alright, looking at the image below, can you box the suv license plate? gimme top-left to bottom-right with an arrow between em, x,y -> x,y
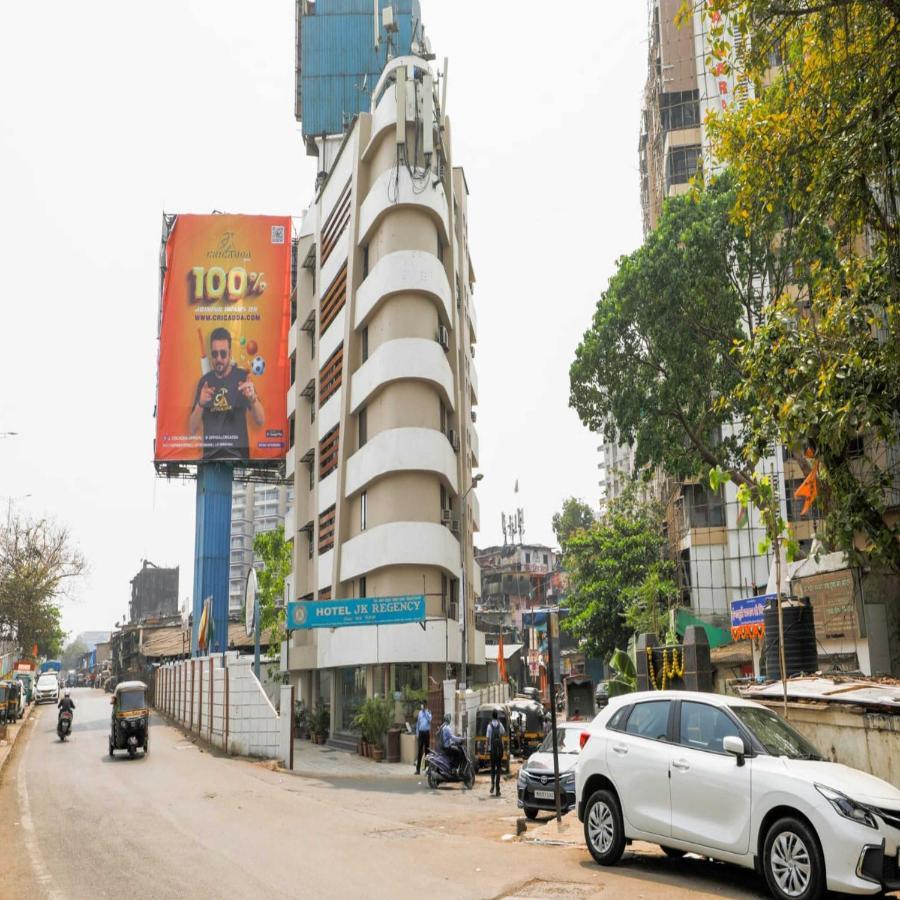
534,789 -> 556,800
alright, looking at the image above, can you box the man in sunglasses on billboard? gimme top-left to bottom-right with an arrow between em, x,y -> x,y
189,327 -> 264,460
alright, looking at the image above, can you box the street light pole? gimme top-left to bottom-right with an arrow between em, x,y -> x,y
458,473 -> 483,693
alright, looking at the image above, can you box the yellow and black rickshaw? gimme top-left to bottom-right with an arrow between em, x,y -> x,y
109,680 -> 149,758
0,682 -> 10,725
508,697 -> 545,757
474,703 -> 511,773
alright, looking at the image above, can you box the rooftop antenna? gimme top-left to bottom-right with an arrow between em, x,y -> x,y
518,508 -> 525,544
501,512 -> 508,545
373,0 -> 380,51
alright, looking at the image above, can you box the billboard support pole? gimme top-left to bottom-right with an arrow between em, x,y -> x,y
192,463 -> 233,656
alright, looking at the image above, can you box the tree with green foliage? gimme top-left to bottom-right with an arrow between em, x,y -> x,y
551,497 -> 596,548
570,172 -> 795,493
695,0 -> 900,570
0,515 -> 84,658
252,525 -> 292,653
561,488 -> 679,660
61,638 -> 89,671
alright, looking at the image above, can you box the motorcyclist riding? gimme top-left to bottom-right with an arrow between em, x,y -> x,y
58,689 -> 76,717
438,713 -> 465,773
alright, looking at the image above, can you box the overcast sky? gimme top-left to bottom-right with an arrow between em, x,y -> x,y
0,1 -> 646,639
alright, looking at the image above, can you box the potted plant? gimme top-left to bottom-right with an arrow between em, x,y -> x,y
309,703 -> 329,744
367,696 -> 394,763
351,703 -> 371,755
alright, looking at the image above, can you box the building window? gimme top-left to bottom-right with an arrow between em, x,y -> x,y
307,528 -> 314,560
393,663 -> 423,694
437,235 -> 444,264
543,554 -> 548,566
319,425 -> 339,480
319,344 -> 343,408
660,89 -> 700,132
785,477 -> 819,522
359,576 -> 367,598
362,245 -> 369,278
361,326 -> 368,363
682,483 -> 726,529
289,415 -> 295,450
318,506 -> 336,554
358,407 -> 367,448
525,552 -> 531,564
360,491 -> 367,531
439,401 -> 447,435
441,573 -> 448,614
666,145 -> 702,188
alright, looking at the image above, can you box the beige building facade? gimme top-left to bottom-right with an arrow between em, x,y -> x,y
283,55 -> 484,738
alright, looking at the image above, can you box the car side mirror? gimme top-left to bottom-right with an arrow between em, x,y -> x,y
723,734 -> 746,766
110,698 -> 115,705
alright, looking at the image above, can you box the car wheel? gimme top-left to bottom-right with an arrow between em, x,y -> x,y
524,807 -> 539,821
108,739 -> 114,757
660,846 -> 687,859
583,789 -> 625,866
763,816 -> 825,900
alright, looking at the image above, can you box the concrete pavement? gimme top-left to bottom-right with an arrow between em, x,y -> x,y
0,688 -> 769,899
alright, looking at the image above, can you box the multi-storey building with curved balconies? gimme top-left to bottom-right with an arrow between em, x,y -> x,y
284,53 -> 484,742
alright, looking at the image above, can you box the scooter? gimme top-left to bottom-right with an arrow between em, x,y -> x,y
425,737 -> 475,790
57,709 -> 73,742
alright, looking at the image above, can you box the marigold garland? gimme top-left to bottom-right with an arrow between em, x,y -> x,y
646,647 -> 685,691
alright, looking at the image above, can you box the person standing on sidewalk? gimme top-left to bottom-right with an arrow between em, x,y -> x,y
414,700 -> 432,775
486,708 -> 506,797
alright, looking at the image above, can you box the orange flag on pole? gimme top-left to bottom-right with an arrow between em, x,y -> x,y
497,631 -> 507,682
794,460 -> 819,516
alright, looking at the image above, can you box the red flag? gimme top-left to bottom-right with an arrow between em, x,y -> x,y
497,632 -> 507,682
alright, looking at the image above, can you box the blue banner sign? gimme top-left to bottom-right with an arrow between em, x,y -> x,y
287,595 -> 426,630
730,594 -> 773,629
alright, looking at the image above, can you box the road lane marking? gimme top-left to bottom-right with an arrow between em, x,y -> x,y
17,725 -> 65,900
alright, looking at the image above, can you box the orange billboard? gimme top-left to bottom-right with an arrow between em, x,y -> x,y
155,214 -> 292,465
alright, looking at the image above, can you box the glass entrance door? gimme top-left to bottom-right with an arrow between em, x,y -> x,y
338,666 -> 366,733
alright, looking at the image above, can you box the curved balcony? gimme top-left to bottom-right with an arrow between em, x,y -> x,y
344,426 -> 458,499
350,338 -> 455,414
339,520 -> 461,583
358,167 -> 449,248
355,250 -> 452,330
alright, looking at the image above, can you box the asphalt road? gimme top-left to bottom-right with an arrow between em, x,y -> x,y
0,689 -> 770,900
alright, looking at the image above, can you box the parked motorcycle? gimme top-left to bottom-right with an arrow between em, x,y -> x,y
425,737 -> 475,790
57,709 -> 73,742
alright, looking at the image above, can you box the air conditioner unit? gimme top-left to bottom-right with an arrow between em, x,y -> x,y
450,518 -> 460,534
449,429 -> 460,452
441,508 -> 452,525
470,409 -> 477,423
437,325 -> 450,351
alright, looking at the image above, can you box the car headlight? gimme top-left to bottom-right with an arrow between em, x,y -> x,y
562,771 -> 576,784
517,770 -> 527,786
815,784 -> 878,829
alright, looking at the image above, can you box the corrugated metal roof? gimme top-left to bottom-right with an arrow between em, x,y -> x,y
298,0 -> 421,138
139,624 -> 273,659
742,675 -> 900,710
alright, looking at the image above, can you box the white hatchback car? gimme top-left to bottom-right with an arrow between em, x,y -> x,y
34,673 -> 59,704
575,690 -> 900,899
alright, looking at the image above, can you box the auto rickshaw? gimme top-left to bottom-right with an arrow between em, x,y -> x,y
508,697 -> 545,757
5,680 -> 24,720
0,682 -> 9,725
473,703 -> 511,773
13,671 -> 34,704
109,680 -> 149,758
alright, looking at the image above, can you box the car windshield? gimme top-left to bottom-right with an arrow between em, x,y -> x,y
538,727 -> 581,754
37,676 -> 57,688
732,706 -> 824,760
118,690 -> 146,712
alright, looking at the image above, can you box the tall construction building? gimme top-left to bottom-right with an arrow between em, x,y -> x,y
619,2 -> 806,633
228,482 -> 294,615
284,1 -> 484,740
